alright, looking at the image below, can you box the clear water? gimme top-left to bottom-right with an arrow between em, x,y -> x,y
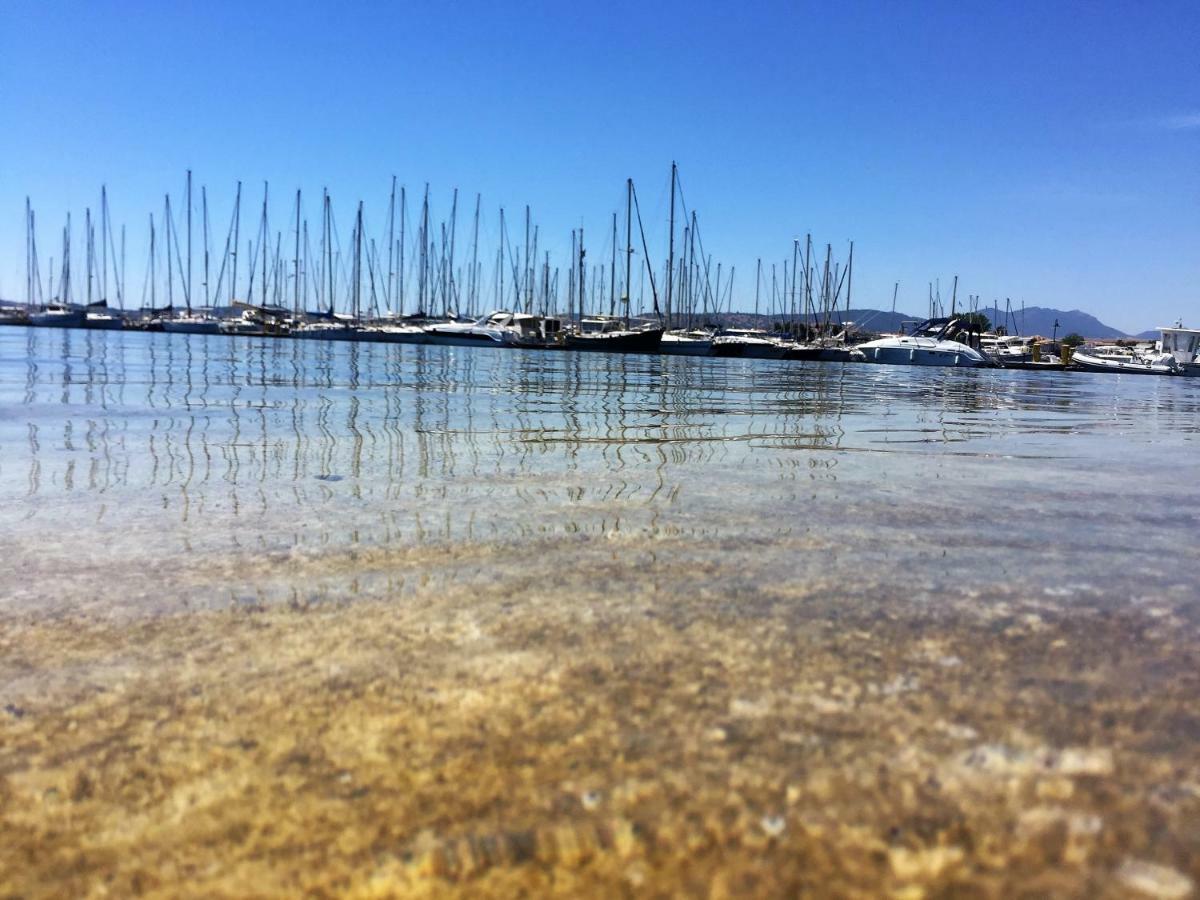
5,325 -> 1200,896
2,326 -> 1198,616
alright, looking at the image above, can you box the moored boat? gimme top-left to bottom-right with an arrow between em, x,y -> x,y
1156,322 -> 1200,376
660,330 -> 713,356
710,329 -> 788,359
851,318 -> 992,368
161,312 -> 223,335
424,310 -> 563,348
1069,347 -> 1180,375
29,306 -> 86,328
565,317 -> 663,353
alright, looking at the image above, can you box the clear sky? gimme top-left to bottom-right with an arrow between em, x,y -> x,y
1,0 -> 1197,332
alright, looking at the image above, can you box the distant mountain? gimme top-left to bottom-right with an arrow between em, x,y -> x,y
979,306 -> 1128,339
706,308 -> 917,334
705,306 -> 1132,338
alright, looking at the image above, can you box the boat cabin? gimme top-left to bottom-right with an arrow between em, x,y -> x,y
1158,323 -> 1200,365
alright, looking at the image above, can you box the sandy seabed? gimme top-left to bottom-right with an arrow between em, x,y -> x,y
2,534 -> 1198,899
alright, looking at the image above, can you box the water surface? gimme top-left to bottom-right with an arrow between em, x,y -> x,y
2,327 -> 1198,896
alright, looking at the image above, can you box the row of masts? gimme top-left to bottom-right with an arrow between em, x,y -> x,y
21,166 -> 860,334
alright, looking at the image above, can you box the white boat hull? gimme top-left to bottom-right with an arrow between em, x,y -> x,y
857,344 -> 988,368
1069,351 -> 1178,376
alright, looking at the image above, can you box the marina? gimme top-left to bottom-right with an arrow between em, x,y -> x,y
9,165 -> 1196,379
4,2 -> 1199,894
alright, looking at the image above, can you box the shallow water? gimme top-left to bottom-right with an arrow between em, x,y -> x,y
2,326 -> 1199,896
3,327 -> 1198,612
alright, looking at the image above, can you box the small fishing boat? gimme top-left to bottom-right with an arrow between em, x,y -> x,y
851,318 -> 992,368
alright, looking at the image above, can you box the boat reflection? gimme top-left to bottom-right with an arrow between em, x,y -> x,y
4,328 -> 1199,567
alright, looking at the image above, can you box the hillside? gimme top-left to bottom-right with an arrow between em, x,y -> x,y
700,306 -> 1133,338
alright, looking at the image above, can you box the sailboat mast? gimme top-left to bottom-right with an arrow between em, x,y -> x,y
326,192 -> 334,314
624,178 -> 633,329
386,176 -> 396,313
201,187 -> 209,307
399,186 -> 406,315
846,241 -> 854,322
355,201 -> 364,322
448,188 -> 459,313
469,193 -> 479,317
85,207 -> 93,306
419,185 -> 429,314
164,197 -> 174,309
609,211 -> 617,318
294,189 -> 302,316
578,224 -> 585,326
260,183 -> 269,309
754,258 -> 761,319
149,214 -> 156,309
231,182 -> 241,305
568,230 -> 576,322
100,187 -> 108,304
25,198 -> 32,308
530,224 -> 538,313
790,239 -> 800,324
186,170 -> 192,312
666,161 -> 676,326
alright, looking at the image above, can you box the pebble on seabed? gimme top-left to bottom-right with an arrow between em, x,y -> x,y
1116,858 -> 1195,899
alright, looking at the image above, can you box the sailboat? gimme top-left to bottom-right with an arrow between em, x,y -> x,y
30,215 -> 86,327
565,179 -> 663,353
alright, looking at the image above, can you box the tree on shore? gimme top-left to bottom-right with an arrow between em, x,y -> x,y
954,312 -> 991,331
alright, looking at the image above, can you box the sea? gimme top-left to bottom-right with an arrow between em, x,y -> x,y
2,325 -> 1199,895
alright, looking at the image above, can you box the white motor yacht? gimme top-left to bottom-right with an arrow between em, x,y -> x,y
851,318 -> 992,368
423,311 -> 563,348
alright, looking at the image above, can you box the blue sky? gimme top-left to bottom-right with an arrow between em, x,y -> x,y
1,0 -> 1197,332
